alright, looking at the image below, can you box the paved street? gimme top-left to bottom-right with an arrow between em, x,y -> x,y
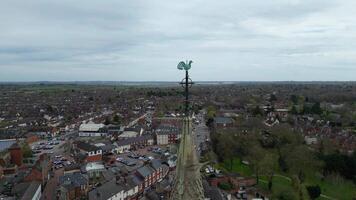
42,168 -> 64,200
192,113 -> 210,157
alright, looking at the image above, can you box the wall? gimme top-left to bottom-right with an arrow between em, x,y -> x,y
31,184 -> 42,200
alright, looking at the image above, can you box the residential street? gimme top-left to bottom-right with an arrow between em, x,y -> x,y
193,113 -> 210,158
42,168 -> 64,200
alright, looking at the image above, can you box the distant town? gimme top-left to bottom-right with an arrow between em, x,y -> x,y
0,82 -> 355,200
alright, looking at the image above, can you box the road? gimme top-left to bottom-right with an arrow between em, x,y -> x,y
31,140 -> 71,200
42,168 -> 64,200
192,113 -> 210,158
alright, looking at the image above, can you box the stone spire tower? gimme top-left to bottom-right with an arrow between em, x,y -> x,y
171,61 -> 204,200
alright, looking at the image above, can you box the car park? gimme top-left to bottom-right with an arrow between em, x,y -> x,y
33,150 -> 41,154
128,154 -> 140,159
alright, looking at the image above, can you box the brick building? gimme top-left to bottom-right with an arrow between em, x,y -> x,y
155,125 -> 180,145
74,141 -> 102,162
8,142 -> 23,167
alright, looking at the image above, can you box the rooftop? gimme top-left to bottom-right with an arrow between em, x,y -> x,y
75,141 -> 100,152
59,172 -> 88,189
79,123 -> 105,132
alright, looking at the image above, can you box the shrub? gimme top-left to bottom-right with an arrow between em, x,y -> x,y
218,182 -> 233,191
306,185 -> 321,199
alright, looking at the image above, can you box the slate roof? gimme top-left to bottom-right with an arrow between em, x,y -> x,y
137,166 -> 155,178
203,180 -> 224,200
155,125 -> 180,135
76,141 -> 100,152
59,172 -> 88,189
0,139 -> 17,151
88,179 -> 124,200
150,159 -> 162,170
123,127 -> 141,133
88,174 -> 140,200
214,117 -> 234,124
99,143 -> 116,152
130,174 -> 143,185
115,135 -> 153,147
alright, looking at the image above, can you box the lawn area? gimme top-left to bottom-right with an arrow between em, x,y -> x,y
307,176 -> 356,200
215,157 -> 253,176
216,157 -> 356,200
258,175 -> 298,199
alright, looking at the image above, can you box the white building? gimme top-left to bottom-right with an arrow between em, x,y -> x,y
118,127 -> 143,139
305,136 -> 318,145
79,123 -> 105,137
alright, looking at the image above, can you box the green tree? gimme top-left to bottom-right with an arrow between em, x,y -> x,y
311,102 -> 322,115
291,105 -> 298,115
306,185 -> 321,199
275,189 -> 297,200
290,95 -> 298,105
270,94 -> 277,102
260,153 -> 278,191
104,117 -> 111,125
22,143 -> 32,158
206,105 -> 217,119
246,144 -> 265,184
252,105 -> 263,116
217,134 -> 235,170
286,145 -> 322,200
113,114 -> 121,125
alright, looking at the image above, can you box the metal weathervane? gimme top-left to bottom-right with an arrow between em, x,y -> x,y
177,60 -> 194,115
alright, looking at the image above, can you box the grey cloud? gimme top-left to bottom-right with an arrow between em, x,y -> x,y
0,0 -> 356,81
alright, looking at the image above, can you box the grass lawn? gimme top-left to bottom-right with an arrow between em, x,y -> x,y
258,175 -> 298,199
307,176 -> 356,200
215,157 -> 253,176
217,157 -> 356,200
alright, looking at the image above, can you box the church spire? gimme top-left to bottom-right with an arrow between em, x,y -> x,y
171,61 -> 204,200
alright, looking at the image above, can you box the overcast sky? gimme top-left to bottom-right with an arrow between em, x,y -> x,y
1,0 -> 356,81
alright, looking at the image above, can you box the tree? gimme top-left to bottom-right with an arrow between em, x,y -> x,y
22,143 -> 32,158
275,189 -> 297,200
104,117 -> 111,125
286,146 -> 320,183
286,145 -> 322,200
306,185 -> 321,199
322,152 -> 356,181
311,102 -> 322,115
291,106 -> 298,115
270,94 -> 277,102
252,105 -> 263,116
260,153 -> 278,191
206,105 -> 217,119
113,114 -> 121,125
290,95 -> 298,105
217,134 -> 235,170
246,144 -> 265,184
